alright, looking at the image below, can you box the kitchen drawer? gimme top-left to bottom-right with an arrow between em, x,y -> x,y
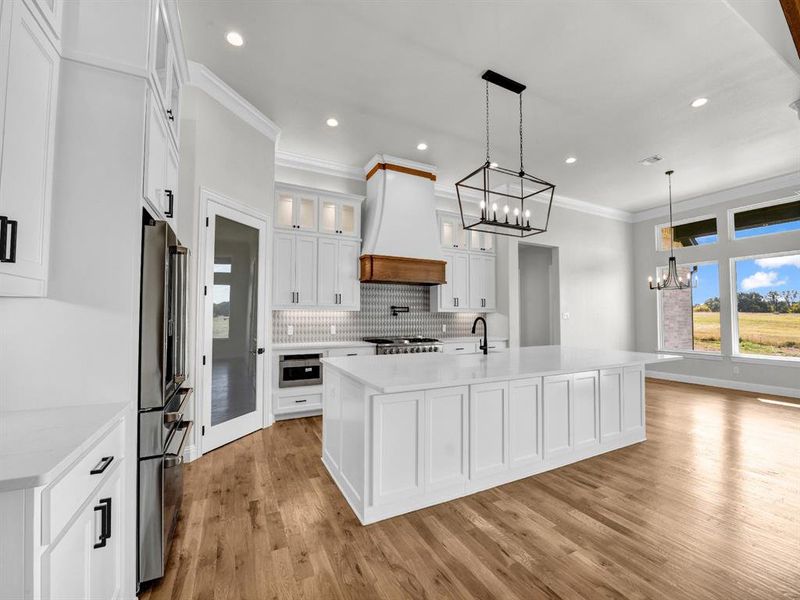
487,341 -> 508,352
327,347 -> 374,357
277,393 -> 322,410
41,419 -> 124,544
443,342 -> 477,354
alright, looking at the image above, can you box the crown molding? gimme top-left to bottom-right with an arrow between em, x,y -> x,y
632,171 -> 800,222
274,180 -> 364,202
363,154 -> 437,176
187,61 -> 281,142
275,151 -> 363,180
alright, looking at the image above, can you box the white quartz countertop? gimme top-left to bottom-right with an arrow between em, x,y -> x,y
322,345 -> 681,394
0,402 -> 127,492
272,337 -> 508,351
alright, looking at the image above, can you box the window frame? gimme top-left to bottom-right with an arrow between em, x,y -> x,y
653,213 -> 718,252
656,258 -> 722,356
727,195 -> 800,241
729,249 -> 800,363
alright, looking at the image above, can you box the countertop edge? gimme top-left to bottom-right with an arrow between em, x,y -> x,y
0,402 -> 128,493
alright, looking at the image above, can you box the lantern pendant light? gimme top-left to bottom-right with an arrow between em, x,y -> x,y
648,170 -> 697,291
455,70 -> 555,238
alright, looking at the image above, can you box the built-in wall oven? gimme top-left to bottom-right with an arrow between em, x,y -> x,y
137,209 -> 191,588
279,353 -> 323,388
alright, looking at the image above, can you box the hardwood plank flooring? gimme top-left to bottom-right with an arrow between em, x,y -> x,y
141,380 -> 800,600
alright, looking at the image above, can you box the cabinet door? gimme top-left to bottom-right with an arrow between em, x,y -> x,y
164,145 -> 179,227
337,240 -> 360,309
150,0 -> 170,105
573,371 -> 599,451
294,195 -> 317,231
599,368 -> 623,443
317,237 -> 338,307
509,378 -> 542,468
468,254 -> 485,309
319,197 -> 338,235
293,235 -> 317,306
469,230 -> 494,253
437,251 -> 455,310
372,392 -> 424,506
483,256 -> 496,311
623,365 -> 645,433
144,95 -> 168,215
338,200 -> 360,237
272,233 -> 295,307
165,48 -> 181,143
89,466 -> 123,600
275,191 -> 295,230
425,386 -> 468,491
469,381 -> 509,479
0,2 -> 60,296
543,374 -> 572,459
452,253 -> 470,310
440,214 -> 467,249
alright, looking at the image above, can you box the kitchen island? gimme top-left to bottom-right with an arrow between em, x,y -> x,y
321,345 -> 680,525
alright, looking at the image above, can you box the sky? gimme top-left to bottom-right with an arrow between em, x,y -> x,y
692,263 -> 719,305
736,253 -> 800,295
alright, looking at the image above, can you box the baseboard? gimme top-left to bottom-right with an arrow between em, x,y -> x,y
183,444 -> 200,463
646,371 -> 800,399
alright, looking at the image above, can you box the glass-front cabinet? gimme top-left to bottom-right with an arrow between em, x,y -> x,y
469,229 -> 494,253
275,191 -> 317,231
439,213 -> 468,249
319,197 -> 361,237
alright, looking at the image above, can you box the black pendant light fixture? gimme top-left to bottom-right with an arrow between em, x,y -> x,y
455,70 -> 555,238
649,170 -> 697,291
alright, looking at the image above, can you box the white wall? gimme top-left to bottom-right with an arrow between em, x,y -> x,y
633,174 -> 800,396
495,203 -> 637,352
275,164 -> 364,196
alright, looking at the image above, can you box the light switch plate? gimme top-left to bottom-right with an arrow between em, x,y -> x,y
287,325 -> 294,336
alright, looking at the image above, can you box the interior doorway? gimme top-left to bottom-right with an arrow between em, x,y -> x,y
518,243 -> 560,347
200,197 -> 268,453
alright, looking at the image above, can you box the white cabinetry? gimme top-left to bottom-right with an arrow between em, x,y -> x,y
543,374 -> 572,459
0,0 -> 60,296
469,253 -> 495,311
599,368 -> 623,443
573,371 -> 599,451
148,0 -> 181,147
468,229 -> 494,253
509,377 -> 542,468
317,238 -> 360,310
273,232 -> 317,307
275,189 -> 318,232
439,212 -> 468,249
425,386 -> 469,492
319,196 -> 361,237
623,364 -> 645,433
434,251 -> 469,311
469,381 -> 509,479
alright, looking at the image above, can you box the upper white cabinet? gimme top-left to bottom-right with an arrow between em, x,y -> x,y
148,0 -> 182,147
0,1 -> 60,297
143,91 -> 179,229
439,213 -> 468,250
469,229 -> 494,253
276,189 -> 318,232
469,253 -> 496,311
319,196 -> 361,237
432,251 -> 469,311
273,183 -> 364,310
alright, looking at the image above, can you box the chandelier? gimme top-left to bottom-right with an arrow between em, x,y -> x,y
455,70 -> 555,238
649,170 -> 697,291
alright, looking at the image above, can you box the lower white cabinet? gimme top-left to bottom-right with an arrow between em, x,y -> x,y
469,381 -> 509,479
425,386 -> 469,491
0,0 -> 60,296
317,237 -> 360,310
600,368 -> 624,443
509,377 -> 542,468
623,364 -> 645,432
573,371 -> 600,451
542,371 -> 599,458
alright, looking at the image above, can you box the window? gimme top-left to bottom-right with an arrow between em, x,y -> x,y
659,262 -> 720,353
733,252 -> 800,358
213,259 -> 232,339
732,198 -> 800,240
657,216 -> 717,251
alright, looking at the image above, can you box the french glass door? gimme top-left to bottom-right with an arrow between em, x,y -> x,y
202,200 -> 267,453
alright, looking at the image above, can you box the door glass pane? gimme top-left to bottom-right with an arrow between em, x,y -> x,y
470,230 -> 481,249
484,232 -> 493,251
441,221 -> 453,247
341,204 -> 355,234
456,223 -> 467,248
298,197 -> 315,229
169,58 -> 180,128
320,200 -> 337,233
211,216 -> 259,426
276,195 -> 293,228
155,7 -> 169,95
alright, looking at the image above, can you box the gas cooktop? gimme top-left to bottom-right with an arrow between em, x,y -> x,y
363,336 -> 443,355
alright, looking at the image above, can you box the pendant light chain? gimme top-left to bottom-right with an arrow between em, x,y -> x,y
519,94 -> 524,174
485,80 -> 490,163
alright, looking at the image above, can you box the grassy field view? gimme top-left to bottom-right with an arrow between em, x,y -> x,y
693,312 -> 800,357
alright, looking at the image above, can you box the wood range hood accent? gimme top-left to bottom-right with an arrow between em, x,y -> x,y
360,254 -> 446,286
360,154 -> 445,285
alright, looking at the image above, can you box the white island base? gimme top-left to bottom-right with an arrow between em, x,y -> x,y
321,346 -> 679,525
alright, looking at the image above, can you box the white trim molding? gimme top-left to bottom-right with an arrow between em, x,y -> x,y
646,370 -> 800,399
187,61 -> 281,142
276,151 -> 363,181
275,180 -> 364,202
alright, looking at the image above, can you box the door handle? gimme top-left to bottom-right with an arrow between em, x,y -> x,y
0,216 -> 18,263
93,497 -> 112,549
164,190 -> 174,218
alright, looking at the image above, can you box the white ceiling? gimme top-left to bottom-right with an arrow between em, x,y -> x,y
177,0 -> 800,212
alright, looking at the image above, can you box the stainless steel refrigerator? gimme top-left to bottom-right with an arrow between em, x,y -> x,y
137,209 -> 192,587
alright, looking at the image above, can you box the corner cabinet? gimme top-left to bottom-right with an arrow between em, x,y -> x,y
273,183 -> 363,311
0,0 -> 60,297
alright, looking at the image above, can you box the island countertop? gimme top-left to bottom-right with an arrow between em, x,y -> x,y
321,345 -> 681,394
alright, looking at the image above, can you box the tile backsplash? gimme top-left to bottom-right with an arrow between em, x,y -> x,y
272,283 -> 483,344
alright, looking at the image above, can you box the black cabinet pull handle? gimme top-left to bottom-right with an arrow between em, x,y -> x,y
93,497 -> 112,548
90,456 -> 114,475
166,108 -> 174,122
164,189 -> 174,218
257,347 -> 265,355
0,217 -> 17,263
294,399 -> 307,403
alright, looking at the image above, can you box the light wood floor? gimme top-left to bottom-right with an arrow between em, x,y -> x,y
141,380 -> 800,600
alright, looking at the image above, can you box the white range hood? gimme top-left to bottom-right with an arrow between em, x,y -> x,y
359,154 -> 446,285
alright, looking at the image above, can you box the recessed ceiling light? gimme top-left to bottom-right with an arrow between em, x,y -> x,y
417,142 -> 428,151
225,31 -> 244,47
326,118 -> 338,127
691,97 -> 708,108
565,156 -> 577,164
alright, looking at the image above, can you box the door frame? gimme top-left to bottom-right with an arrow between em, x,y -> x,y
195,188 -> 272,458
